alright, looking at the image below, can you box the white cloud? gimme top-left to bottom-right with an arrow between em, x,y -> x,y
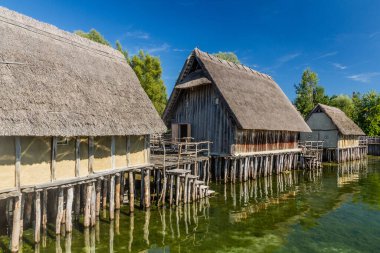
145,43 -> 170,54
332,63 -> 347,70
347,72 -> 380,83
124,31 -> 150,40
315,51 -> 338,60
277,53 -> 301,63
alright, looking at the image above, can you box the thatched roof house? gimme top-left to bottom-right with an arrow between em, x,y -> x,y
301,104 -> 366,162
0,7 -> 165,136
164,48 -> 311,155
0,7 -> 165,192
307,104 -> 364,136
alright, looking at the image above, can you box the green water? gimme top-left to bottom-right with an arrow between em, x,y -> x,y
3,157 -> 380,252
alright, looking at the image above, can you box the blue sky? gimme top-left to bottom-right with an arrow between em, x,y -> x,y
2,0 -> 380,100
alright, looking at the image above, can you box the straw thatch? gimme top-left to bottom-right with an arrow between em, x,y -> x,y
164,48 -> 311,133
308,104 -> 365,136
0,7 -> 166,136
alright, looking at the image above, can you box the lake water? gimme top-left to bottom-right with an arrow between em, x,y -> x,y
3,157 -> 380,252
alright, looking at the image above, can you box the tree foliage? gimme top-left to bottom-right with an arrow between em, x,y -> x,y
213,52 -> 240,64
294,68 -> 329,117
294,68 -> 380,136
74,29 -> 167,115
75,29 -> 110,46
329,95 -> 355,119
353,91 -> 380,136
130,51 -> 168,115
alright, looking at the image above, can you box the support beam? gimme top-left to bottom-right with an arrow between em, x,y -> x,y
34,191 -> 41,243
11,195 -> 22,253
66,187 -> 74,232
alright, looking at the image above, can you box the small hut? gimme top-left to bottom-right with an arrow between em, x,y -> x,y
0,7 -> 165,248
300,104 -> 367,162
163,49 -> 311,180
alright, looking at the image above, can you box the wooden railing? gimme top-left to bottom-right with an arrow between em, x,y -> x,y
298,141 -> 324,151
367,137 -> 380,144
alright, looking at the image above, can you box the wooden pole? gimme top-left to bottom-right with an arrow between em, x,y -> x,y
96,180 -> 101,216
144,169 -> 151,208
11,195 -> 22,252
90,182 -> 96,227
169,175 -> 174,206
102,179 -> 108,210
34,191 -> 41,243
109,175 -> 115,220
66,187 -> 74,233
128,171 -> 135,213
115,175 -> 121,210
84,184 -> 91,228
74,185 -> 81,220
42,189 -> 47,232
56,188 -> 64,235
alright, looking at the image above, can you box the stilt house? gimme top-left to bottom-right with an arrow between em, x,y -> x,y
0,7 -> 166,195
163,48 -> 311,157
300,104 -> 367,162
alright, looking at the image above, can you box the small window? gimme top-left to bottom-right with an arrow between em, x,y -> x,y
57,137 -> 69,145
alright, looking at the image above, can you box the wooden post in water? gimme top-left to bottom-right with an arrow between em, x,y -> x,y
128,171 -> 135,213
56,188 -> 64,234
11,195 -> 22,252
102,179 -> 108,211
84,184 -> 91,227
34,191 -> 41,244
109,175 -> 115,220
42,189 -> 48,232
95,180 -> 101,216
66,187 -> 74,233
115,175 -> 121,210
90,182 -> 96,227
169,175 -> 174,206
175,175 -> 180,206
144,169 -> 151,208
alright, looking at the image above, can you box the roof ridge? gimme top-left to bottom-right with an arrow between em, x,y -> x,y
193,48 -> 273,81
0,6 -> 124,61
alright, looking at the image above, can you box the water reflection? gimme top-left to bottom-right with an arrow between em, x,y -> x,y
8,158 -> 380,253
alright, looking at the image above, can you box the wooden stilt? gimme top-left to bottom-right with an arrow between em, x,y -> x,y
66,187 -> 74,233
102,179 -> 108,211
128,171 -> 135,213
169,175 -> 174,206
34,191 -> 41,244
84,184 -> 91,228
11,195 -> 22,253
109,175 -> 115,220
42,189 -> 47,232
95,180 -> 101,217
56,188 -> 64,235
115,175 -> 121,210
90,182 -> 96,227
144,169 -> 151,208
175,175 -> 180,206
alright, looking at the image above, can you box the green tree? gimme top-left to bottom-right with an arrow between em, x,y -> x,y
329,95 -> 355,119
354,91 -> 380,136
130,50 -> 168,115
213,52 -> 240,64
75,29 -> 110,46
294,68 -> 329,117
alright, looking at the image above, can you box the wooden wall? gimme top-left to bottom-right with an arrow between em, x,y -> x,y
232,130 -> 298,154
0,135 -> 149,192
338,135 -> 360,148
170,85 -> 236,155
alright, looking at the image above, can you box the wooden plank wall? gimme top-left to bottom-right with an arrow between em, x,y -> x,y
171,85 -> 235,155
233,130 -> 299,154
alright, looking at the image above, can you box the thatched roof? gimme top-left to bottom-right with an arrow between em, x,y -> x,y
0,7 -> 165,136
164,48 -> 311,133
308,104 -> 365,136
